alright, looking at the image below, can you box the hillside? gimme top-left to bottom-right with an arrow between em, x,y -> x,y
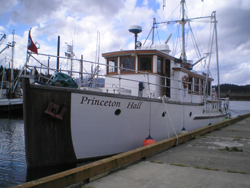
214,84 -> 250,101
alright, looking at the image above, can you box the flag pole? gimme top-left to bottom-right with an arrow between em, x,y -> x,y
25,29 -> 32,75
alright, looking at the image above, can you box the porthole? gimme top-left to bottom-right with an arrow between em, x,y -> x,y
189,112 -> 192,117
115,109 -> 121,116
162,111 -> 166,117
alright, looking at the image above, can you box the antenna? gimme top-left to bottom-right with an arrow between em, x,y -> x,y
163,0 -> 166,10
129,25 -> 142,49
65,41 -> 74,77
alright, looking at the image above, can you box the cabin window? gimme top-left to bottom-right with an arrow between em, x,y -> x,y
121,56 -> 135,72
139,56 -> 152,71
108,58 -> 117,74
188,77 -> 193,92
165,59 -> 171,98
195,78 -> 199,94
205,81 -> 211,95
200,79 -> 204,93
157,58 -> 162,73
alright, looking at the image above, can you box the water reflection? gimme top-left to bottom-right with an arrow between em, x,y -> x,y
0,115 -> 93,188
0,116 -> 26,188
229,101 -> 250,117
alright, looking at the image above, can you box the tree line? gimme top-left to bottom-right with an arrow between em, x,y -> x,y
0,66 -> 51,83
214,84 -> 250,93
0,65 -> 21,81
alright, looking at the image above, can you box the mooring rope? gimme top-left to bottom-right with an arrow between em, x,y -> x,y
161,95 -> 178,145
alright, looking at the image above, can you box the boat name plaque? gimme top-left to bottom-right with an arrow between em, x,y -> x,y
80,96 -> 143,109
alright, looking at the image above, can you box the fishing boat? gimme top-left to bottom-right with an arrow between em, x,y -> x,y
0,31 -> 23,113
22,0 -> 230,168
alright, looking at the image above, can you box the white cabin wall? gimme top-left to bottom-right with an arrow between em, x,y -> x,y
171,70 -> 186,102
104,74 -> 164,98
171,67 -> 203,103
135,56 -> 138,72
117,57 -> 120,74
105,59 -> 108,74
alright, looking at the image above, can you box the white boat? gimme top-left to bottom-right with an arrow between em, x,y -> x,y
0,31 -> 23,113
22,0 -> 230,168
0,85 -> 23,112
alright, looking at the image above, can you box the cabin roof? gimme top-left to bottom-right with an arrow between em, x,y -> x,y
172,67 -> 214,81
102,49 -> 177,61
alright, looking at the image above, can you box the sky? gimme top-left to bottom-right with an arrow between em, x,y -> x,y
0,0 -> 250,85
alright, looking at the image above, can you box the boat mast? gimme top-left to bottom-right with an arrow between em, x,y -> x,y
56,36 -> 60,72
181,0 -> 186,63
71,40 -> 73,77
11,30 -> 15,88
95,31 -> 100,88
213,11 -> 221,108
152,18 -> 156,45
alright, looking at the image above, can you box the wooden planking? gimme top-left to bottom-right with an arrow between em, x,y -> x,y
11,112 -> 250,188
22,78 -> 77,169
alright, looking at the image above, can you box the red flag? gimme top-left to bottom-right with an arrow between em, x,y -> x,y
27,30 -> 38,54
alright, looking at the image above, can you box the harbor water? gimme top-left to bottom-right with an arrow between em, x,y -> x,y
0,101 -> 250,188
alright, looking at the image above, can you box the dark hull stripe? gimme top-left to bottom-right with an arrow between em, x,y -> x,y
193,114 -> 226,120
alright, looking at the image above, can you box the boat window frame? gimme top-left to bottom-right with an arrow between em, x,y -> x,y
189,77 -> 204,95
107,57 -> 118,75
200,79 -> 204,94
194,78 -> 199,94
205,80 -> 211,96
188,76 -> 193,93
138,55 -> 153,73
157,57 -> 163,74
120,56 -> 135,74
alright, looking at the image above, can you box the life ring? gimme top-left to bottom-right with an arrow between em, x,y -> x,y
182,75 -> 189,88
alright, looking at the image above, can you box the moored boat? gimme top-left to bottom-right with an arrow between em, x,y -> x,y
0,31 -> 23,113
22,0 -> 230,168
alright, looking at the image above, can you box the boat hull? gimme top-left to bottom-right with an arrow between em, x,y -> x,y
22,78 -> 224,168
0,98 -> 23,112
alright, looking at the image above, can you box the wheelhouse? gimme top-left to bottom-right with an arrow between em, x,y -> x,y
102,48 -> 213,104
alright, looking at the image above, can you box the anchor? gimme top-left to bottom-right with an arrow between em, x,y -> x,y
44,101 -> 67,120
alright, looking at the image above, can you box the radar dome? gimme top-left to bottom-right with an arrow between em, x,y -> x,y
129,25 -> 142,34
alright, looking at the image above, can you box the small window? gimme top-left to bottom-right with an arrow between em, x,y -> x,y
115,109 -> 121,116
195,78 -> 199,93
205,81 -> 211,95
121,56 -> 135,72
162,111 -> 166,117
139,56 -> 152,71
157,58 -> 162,73
108,58 -> 117,74
200,79 -> 204,93
188,77 -> 193,92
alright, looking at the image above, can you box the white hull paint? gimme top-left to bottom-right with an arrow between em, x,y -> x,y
71,93 -> 224,159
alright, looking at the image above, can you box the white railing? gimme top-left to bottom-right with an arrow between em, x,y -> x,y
24,53 -> 218,104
